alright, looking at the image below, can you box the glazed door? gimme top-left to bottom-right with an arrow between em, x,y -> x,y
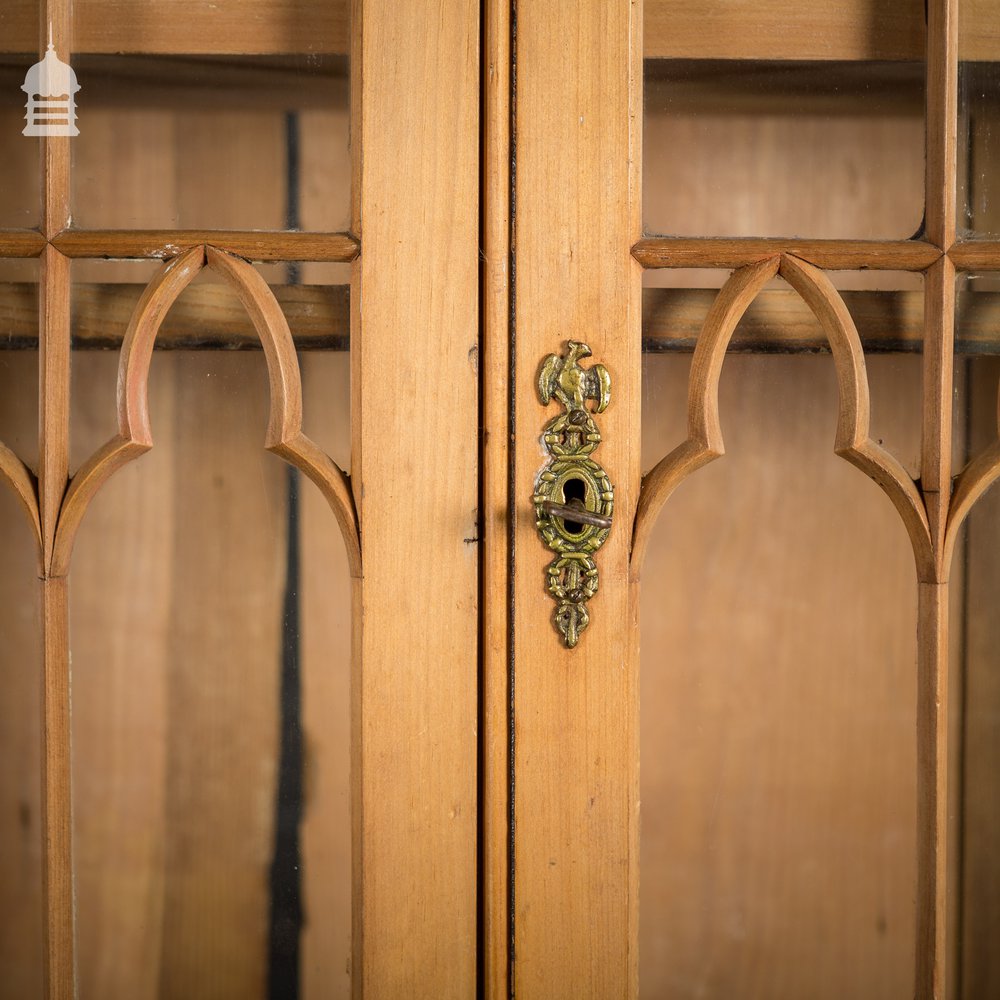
493,1 -> 1000,999
0,2 -> 479,999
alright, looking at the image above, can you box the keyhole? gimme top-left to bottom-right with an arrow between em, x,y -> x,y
562,477 -> 587,535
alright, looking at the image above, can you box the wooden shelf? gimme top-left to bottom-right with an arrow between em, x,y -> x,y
0,282 -> 349,350
1,283 -> 999,354
8,0 -> 998,61
641,286 -> 1000,354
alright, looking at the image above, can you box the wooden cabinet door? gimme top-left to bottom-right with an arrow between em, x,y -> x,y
493,1 -> 999,998
0,2 -> 479,999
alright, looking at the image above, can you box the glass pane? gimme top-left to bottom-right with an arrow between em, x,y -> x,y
640,284 -> 919,996
69,262 -> 352,999
958,5 -> 1000,236
0,0 -> 41,228
644,3 -> 926,238
952,274 -> 1000,995
0,256 -> 42,1000
72,0 -> 350,231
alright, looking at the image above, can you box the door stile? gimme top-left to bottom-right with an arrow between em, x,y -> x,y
351,0 -> 480,995
38,0 -> 75,996
482,0 -> 512,995
919,0 -> 958,995
511,1 -> 643,996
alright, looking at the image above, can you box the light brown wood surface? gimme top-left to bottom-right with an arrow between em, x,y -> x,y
638,350 -> 921,997
959,357 -> 1000,998
16,282 -> 1000,356
52,232 -> 358,262
632,256 -> 933,580
0,351 -> 44,1000
299,354 -> 353,999
69,349 -> 286,999
351,0 -> 480,995
3,0 -> 997,62
634,239 -> 939,271
511,1 -> 642,997
482,0 -> 511,994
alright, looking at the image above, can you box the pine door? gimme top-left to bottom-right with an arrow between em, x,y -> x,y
3,2 -> 1000,1000
0,1 -> 479,998
491,2 -> 1000,999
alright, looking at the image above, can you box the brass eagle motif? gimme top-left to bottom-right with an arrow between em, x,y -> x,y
537,341 -> 611,415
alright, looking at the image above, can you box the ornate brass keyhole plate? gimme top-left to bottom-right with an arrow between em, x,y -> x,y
533,341 -> 614,648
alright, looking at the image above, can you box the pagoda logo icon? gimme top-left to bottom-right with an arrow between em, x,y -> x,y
22,28 -> 80,137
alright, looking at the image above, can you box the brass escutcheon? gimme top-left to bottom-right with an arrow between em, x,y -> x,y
533,341 -> 614,648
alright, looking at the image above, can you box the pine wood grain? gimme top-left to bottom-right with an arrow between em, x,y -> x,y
645,0 -> 926,61
351,0 -> 480,994
643,83 -> 925,242
512,1 -> 642,996
633,238 -> 940,271
69,351 -> 287,999
0,282 -> 349,350
13,283 -> 1000,356
51,248 -> 359,579
0,233 -> 46,257
916,582 -> 950,1000
950,242 -> 1000,270
633,256 -> 933,580
0,0 -> 349,54
299,355 -> 353,1000
13,0 -> 1000,61
959,357 -> 1000,998
40,577 -> 72,1000
638,351 -> 920,997
51,231 -> 359,262
0,371 -> 44,1000
37,8 -> 74,971
482,0 -> 511,994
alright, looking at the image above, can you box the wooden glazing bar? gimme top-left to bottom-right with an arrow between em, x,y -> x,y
917,582 -> 951,1000
51,230 -> 360,262
40,577 -> 74,1000
40,0 -> 71,241
0,232 -> 47,257
949,242 -> 1000,270
481,0 -> 511,995
633,238 -> 941,271
38,4 -> 75,998
917,256 -> 956,1000
926,0 -> 959,251
924,258 -> 957,559
38,248 -> 69,567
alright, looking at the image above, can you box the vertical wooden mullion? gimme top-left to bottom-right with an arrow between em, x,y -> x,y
352,0 -> 479,996
38,1 -> 75,997
511,0 -> 642,996
920,1 -> 958,996
926,0 -> 959,252
482,0 -> 511,994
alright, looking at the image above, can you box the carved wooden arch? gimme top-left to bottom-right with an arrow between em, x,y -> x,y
631,253 -> 935,582
50,244 -> 361,578
942,381 -> 1000,572
0,442 -> 42,561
